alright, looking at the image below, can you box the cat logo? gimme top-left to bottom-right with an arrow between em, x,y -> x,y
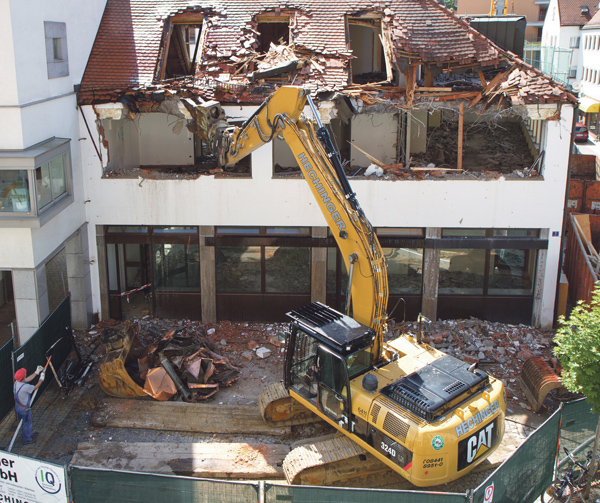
458,418 -> 499,471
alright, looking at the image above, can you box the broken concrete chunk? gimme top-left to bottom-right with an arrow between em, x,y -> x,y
256,347 -> 272,359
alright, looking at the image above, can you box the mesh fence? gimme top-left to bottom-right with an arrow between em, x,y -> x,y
12,295 -> 72,403
559,398 -> 598,458
0,338 -> 15,420
70,466 -> 260,503
471,407 -> 562,503
265,483 -> 467,503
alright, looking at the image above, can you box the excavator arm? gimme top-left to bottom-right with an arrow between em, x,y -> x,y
204,86 -> 388,362
191,86 -> 506,488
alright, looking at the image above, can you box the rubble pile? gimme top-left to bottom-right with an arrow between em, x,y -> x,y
95,319 -> 243,402
77,315 -> 561,413
392,317 -> 559,412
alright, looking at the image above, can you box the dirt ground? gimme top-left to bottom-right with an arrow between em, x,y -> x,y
12,316 -> 582,495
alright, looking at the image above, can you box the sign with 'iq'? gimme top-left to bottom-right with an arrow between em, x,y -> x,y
0,451 -> 67,503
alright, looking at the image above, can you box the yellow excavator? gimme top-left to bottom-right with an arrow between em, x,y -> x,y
190,86 -> 506,487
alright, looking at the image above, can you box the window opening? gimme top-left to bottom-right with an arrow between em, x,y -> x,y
348,16 -> 386,84
44,21 -> 68,78
257,19 -> 290,51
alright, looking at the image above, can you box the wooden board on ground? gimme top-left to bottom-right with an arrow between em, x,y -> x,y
91,398 -> 299,435
71,441 -> 289,479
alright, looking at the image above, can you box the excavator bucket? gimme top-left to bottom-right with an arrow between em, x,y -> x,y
98,321 -> 146,398
519,357 -> 564,412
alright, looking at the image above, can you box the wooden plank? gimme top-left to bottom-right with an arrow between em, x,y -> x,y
348,141 -> 385,166
91,398 -> 291,435
415,87 -> 453,92
478,71 -> 487,87
71,441 -> 289,479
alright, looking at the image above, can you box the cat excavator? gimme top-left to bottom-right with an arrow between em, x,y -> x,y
191,86 -> 506,487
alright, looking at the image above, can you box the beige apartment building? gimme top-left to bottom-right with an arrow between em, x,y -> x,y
456,0 -> 549,40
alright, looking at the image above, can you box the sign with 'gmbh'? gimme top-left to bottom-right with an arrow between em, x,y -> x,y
0,451 -> 67,503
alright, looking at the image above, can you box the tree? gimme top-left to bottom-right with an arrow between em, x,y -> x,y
554,284 -> 600,498
444,0 -> 457,10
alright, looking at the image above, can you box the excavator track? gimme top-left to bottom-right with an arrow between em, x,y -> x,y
258,382 -> 315,425
283,435 -> 393,486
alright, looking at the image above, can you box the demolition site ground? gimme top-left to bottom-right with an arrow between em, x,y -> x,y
0,316 -> 572,493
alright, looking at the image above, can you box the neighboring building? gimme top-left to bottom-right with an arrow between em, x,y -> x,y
456,0 -> 549,41
0,0 -> 106,345
74,0 -> 576,330
541,0 -> 598,85
577,11 -> 600,134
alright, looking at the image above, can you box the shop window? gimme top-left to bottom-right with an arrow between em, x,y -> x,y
216,246 -> 262,292
384,247 -> 423,294
216,245 -> 310,294
106,226 -> 149,233
487,249 -> 535,296
376,228 -> 425,238
439,248 -> 536,296
266,227 -> 310,235
440,249 -> 485,295
265,246 -> 310,293
153,243 -> 199,292
0,138 -> 71,217
216,227 -> 261,235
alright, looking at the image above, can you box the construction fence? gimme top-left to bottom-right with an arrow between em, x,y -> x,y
0,295 -> 72,421
66,399 -> 597,503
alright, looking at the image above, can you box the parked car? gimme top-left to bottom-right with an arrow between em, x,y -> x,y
575,123 -> 589,142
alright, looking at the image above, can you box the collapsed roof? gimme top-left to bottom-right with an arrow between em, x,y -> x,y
78,0 -> 576,109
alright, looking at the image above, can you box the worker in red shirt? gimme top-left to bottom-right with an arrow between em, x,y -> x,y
13,366 -> 45,445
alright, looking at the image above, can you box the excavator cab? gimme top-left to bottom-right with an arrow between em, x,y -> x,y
284,302 -> 375,429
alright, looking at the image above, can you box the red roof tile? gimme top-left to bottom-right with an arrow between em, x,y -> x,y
78,0 -> 504,104
558,0 -> 598,26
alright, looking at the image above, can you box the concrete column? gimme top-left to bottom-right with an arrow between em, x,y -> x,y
421,227 -> 441,321
96,225 -> 110,321
200,226 -> 216,323
532,229 -> 549,328
12,270 -> 41,345
66,224 -> 93,329
311,227 -> 328,303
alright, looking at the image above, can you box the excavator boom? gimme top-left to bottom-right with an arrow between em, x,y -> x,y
196,86 -> 506,488
212,87 -> 388,363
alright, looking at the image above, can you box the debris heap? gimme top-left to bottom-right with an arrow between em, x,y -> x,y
98,320 -> 240,402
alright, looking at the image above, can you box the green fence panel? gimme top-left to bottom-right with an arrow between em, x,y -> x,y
559,398 -> 598,456
471,407 -> 561,503
0,338 -> 15,420
70,466 -> 260,503
12,295 -> 72,402
265,483 -> 467,503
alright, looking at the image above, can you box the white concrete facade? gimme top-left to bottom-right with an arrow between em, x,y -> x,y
579,27 -> 600,103
0,0 -> 106,343
79,102 -> 574,330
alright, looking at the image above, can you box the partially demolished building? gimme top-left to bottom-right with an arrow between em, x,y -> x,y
73,0 -> 575,330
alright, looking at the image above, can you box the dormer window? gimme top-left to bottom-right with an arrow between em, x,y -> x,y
256,14 -> 291,52
157,13 -> 206,81
348,14 -> 390,84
